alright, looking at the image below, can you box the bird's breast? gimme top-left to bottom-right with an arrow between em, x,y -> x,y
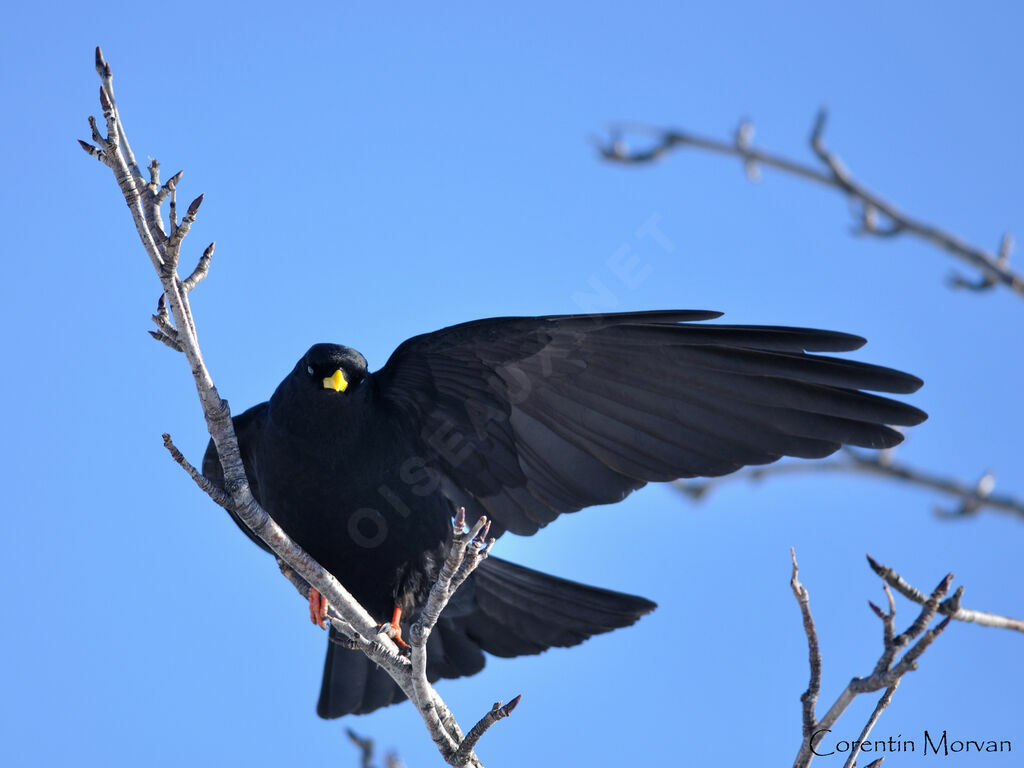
256,425 -> 453,618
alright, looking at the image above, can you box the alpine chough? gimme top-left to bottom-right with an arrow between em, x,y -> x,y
202,310 -> 926,717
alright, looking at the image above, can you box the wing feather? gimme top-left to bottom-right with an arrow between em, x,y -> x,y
374,311 -> 925,536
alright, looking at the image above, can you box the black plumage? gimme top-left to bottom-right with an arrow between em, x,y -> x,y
202,310 -> 926,717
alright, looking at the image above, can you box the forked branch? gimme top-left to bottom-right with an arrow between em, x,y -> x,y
348,729 -> 405,768
791,551 -> 954,768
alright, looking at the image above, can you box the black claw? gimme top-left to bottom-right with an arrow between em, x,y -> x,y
77,139 -> 95,154
99,86 -> 111,111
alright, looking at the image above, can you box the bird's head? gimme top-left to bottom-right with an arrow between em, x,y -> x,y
299,343 -> 369,395
269,344 -> 370,433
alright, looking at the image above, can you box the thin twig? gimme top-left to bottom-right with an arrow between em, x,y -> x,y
598,111 -> 1024,299
867,555 -> 1024,633
150,294 -> 180,349
347,729 -> 376,768
842,685 -> 898,768
182,242 -> 215,292
148,330 -> 182,351
454,697 -> 522,767
413,509 -> 494,643
162,433 -> 232,509
790,550 -> 821,746
344,730 -> 408,768
403,510 -> 502,766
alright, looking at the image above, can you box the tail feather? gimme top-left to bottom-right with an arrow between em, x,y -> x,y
466,557 -> 656,654
316,556 -> 654,718
316,633 -> 406,717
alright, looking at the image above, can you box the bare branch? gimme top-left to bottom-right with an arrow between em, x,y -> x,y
346,730 -> 406,768
676,448 -> 1024,523
454,697 -> 522,767
148,329 -> 182,352
842,685 -> 898,768
162,433 -> 233,510
182,242 -> 215,292
167,192 -> 203,271
94,46 -> 141,180
82,45 -> 392,655
793,557 -> 955,768
149,293 -> 182,350
412,510 -> 494,645
790,550 -> 821,746
867,555 -> 1024,633
83,47 -> 514,767
156,169 -> 184,205
78,138 -> 105,162
347,729 -> 377,768
598,112 -> 1024,299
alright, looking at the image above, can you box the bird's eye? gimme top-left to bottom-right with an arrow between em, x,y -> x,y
307,365 -> 315,376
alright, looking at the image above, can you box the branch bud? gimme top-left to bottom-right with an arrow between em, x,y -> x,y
501,694 -> 522,716
810,108 -> 829,149
187,193 -> 205,216
735,120 -> 754,150
934,573 -> 954,594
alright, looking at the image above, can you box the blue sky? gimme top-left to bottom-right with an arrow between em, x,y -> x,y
3,2 -> 1022,766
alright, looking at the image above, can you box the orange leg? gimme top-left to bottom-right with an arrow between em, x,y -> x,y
388,605 -> 410,648
308,587 -> 328,628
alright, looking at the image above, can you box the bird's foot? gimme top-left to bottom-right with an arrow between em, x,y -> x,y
452,508 -> 493,562
377,605 -> 411,650
308,587 -> 329,629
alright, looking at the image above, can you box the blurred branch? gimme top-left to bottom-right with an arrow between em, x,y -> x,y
791,551 -> 954,768
675,447 -> 1024,523
348,729 -> 405,768
80,46 -> 513,768
597,111 -> 1023,300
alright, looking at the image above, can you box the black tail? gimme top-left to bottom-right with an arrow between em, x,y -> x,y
316,556 -> 656,717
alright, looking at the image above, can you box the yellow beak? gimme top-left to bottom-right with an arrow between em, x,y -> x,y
323,369 -> 348,392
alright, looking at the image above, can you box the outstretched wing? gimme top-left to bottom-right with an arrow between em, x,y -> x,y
374,310 -> 926,537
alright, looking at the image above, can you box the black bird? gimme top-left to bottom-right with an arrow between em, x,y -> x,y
202,310 -> 926,717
